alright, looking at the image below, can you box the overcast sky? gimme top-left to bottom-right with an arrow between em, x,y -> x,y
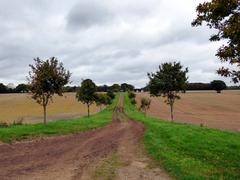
0,0 -> 232,87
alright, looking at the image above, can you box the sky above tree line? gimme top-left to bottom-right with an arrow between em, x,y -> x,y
0,0 -> 232,87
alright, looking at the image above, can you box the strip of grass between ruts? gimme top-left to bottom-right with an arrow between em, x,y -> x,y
0,95 -> 118,143
124,94 -> 240,180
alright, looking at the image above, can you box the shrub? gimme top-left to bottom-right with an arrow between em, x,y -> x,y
131,99 -> 137,105
107,90 -> 115,99
128,91 -> 136,99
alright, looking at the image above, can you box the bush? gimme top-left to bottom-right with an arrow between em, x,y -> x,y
107,90 -> 115,99
131,99 -> 137,105
128,91 -> 136,99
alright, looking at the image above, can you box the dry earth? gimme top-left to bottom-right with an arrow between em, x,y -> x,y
0,93 -> 99,124
0,96 -> 171,180
136,90 -> 240,131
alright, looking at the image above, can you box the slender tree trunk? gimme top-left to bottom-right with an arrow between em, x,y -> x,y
170,103 -> 173,122
43,104 -> 47,125
87,104 -> 90,118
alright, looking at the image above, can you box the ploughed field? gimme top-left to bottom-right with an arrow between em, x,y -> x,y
136,90 -> 240,131
0,93 -> 99,124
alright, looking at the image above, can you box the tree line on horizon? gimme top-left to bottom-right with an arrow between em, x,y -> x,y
0,82 -> 135,94
1,80 -> 238,94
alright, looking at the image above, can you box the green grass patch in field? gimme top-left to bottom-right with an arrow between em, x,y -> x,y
124,94 -> 240,179
0,95 -> 118,143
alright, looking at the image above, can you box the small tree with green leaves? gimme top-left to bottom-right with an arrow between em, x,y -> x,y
139,97 -> 151,117
148,62 -> 188,121
28,57 -> 71,124
95,93 -> 111,110
128,91 -> 136,105
211,80 -> 227,93
76,79 -> 97,117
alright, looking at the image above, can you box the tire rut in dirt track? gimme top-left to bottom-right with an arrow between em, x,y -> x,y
0,95 -> 170,180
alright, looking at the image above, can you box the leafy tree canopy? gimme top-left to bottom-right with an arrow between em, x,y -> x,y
148,62 -> 188,97
148,62 -> 188,121
192,0 -> 240,83
211,80 -> 227,93
28,57 -> 71,124
76,79 -> 97,106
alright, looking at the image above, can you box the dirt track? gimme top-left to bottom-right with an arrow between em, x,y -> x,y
0,96 -> 170,180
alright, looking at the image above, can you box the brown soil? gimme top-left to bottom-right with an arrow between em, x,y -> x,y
0,96 -> 171,180
136,91 -> 240,131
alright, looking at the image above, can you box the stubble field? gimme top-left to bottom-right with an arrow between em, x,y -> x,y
0,93 -> 99,124
136,90 -> 240,131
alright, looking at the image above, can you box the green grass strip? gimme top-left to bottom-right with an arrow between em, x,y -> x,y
0,95 -> 118,143
124,94 -> 240,180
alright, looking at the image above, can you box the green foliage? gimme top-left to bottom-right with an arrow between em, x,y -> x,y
15,84 -> 29,93
0,83 -> 8,93
128,91 -> 136,99
124,94 -> 240,179
211,80 -> 227,93
128,91 -> 136,105
110,84 -> 121,92
28,57 -> 71,124
0,95 -> 118,143
192,0 -> 240,83
107,90 -> 115,99
139,97 -> 151,116
76,79 -> 97,117
148,62 -> 188,121
96,93 -> 112,109
130,99 -> 136,105
120,83 -> 134,92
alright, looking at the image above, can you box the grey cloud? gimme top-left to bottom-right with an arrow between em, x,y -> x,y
0,0 -> 234,87
67,1 -> 112,29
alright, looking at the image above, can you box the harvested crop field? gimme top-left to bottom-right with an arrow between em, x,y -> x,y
136,90 -> 240,131
0,93 -> 99,124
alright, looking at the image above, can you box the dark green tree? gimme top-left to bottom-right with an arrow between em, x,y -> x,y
148,62 -> 188,121
192,0 -> 240,83
211,80 -> 227,93
106,90 -> 115,99
28,57 -> 71,124
110,84 -> 121,92
128,91 -> 136,99
139,97 -> 151,117
76,79 -> 97,117
95,93 -> 111,110
15,84 -> 29,93
0,83 -> 8,93
121,83 -> 134,92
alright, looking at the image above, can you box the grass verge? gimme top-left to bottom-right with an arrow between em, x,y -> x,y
0,95 -> 118,143
124,94 -> 240,179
